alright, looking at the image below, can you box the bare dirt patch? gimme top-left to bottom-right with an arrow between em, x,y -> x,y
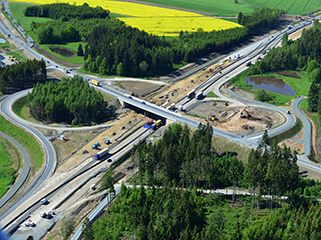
0,13 -> 24,42
188,103 -> 283,133
278,140 -> 304,154
56,111 -> 148,173
47,68 -> 70,80
117,81 -> 165,98
148,61 -> 232,107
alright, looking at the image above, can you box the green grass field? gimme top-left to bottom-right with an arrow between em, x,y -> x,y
138,0 -> 321,16
0,113 -> 43,171
231,71 -> 311,106
0,137 -> 21,199
40,43 -> 84,64
8,2 -> 52,41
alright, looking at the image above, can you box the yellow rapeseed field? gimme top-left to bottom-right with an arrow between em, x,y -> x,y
9,0 -> 242,36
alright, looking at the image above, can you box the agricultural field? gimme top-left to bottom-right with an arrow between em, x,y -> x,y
131,0 -> 321,16
8,0 -> 241,37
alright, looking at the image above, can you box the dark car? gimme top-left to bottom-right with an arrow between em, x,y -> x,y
246,61 -> 251,67
55,65 -> 58,68
47,60 -> 50,63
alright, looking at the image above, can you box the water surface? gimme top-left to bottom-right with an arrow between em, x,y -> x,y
244,76 -> 295,96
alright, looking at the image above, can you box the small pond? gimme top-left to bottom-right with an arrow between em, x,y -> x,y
50,47 -> 76,58
244,76 -> 295,96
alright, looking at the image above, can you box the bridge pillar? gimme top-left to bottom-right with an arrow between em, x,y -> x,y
118,99 -> 127,108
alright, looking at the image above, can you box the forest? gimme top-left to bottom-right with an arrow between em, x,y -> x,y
25,3 -> 283,76
26,75 -> 105,125
85,7 -> 284,77
24,3 -> 109,21
26,3 -> 110,44
131,124 -> 300,208
76,124 -> 321,239
250,22 -> 321,75
81,183 -> 321,240
0,59 -> 47,94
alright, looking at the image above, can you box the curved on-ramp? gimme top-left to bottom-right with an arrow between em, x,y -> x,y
0,93 -> 56,222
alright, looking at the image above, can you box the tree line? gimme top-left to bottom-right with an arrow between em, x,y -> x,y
24,3 -> 283,76
27,3 -> 110,44
24,3 -> 109,21
26,75 -> 105,125
81,184 -> 321,239
78,124 -> 321,240
85,7 -> 284,77
250,21 -> 321,75
131,124 -> 300,207
0,59 -> 47,94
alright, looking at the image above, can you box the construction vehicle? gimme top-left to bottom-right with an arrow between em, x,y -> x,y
151,123 -> 157,130
92,142 -> 100,149
143,119 -> 153,129
95,148 -> 109,160
186,89 -> 196,98
90,79 -> 99,86
155,120 -> 161,126
209,115 -> 216,121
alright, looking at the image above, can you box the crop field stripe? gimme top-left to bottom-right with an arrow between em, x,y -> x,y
286,0 -> 298,13
273,0 -> 284,10
260,0 -> 272,9
303,0 -> 311,11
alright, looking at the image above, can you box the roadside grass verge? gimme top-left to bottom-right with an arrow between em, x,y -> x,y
6,50 -> 28,62
268,117 -> 303,145
185,113 -> 207,119
12,96 -> 38,123
117,82 -> 124,89
0,33 -> 15,49
212,135 -> 252,161
206,91 -> 218,98
0,113 -> 44,171
230,70 -> 311,106
0,137 -> 22,199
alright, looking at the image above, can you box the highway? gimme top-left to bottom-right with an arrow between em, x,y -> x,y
4,126 -> 151,238
0,93 -> 57,222
0,5 -> 318,237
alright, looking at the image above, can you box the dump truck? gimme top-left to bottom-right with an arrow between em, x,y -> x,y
90,79 -> 99,86
151,123 -> 157,130
143,119 -> 153,129
156,120 -> 162,126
